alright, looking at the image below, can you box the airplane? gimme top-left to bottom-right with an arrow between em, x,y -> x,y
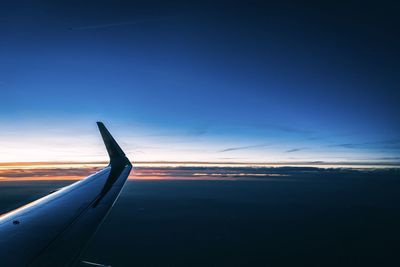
0,122 -> 132,267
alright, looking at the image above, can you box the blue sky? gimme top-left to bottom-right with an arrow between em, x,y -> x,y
0,1 -> 399,164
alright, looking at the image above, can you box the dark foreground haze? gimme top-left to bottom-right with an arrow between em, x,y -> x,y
0,167 -> 399,267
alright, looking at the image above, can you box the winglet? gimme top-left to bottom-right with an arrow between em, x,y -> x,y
97,122 -> 130,165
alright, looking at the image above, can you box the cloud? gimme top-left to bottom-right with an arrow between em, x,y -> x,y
0,167 -> 100,179
376,156 -> 400,160
331,143 -> 358,149
68,17 -> 172,30
185,126 -> 209,137
142,125 -> 209,139
68,21 -> 141,30
1,165 -> 399,182
218,144 -> 269,153
217,157 -> 246,160
254,123 -> 312,135
286,147 -> 307,153
330,139 -> 400,150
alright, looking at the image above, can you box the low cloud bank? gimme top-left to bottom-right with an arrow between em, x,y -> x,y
0,165 -> 398,181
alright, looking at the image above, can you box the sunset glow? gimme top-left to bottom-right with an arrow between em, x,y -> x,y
0,160 -> 397,182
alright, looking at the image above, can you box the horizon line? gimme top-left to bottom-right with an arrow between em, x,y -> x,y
0,160 -> 399,168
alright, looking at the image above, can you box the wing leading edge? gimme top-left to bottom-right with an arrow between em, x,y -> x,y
0,122 -> 132,267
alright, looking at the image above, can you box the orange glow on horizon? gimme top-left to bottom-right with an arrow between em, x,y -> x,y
0,160 -> 397,182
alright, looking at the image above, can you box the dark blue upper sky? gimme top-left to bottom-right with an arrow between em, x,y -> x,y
0,0 -> 399,163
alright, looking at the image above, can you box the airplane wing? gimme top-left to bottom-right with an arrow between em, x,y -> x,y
0,122 -> 132,267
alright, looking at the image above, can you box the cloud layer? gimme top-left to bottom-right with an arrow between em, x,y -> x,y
0,163 -> 399,182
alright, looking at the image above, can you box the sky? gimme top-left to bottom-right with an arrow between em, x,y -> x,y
0,0 -> 399,165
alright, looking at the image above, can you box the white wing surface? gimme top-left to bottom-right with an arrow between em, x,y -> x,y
0,122 -> 132,266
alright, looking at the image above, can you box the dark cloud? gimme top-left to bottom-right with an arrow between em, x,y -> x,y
69,21 -> 144,30
68,17 -> 173,30
218,144 -> 269,153
331,143 -> 358,149
217,157 -> 246,160
286,148 -> 307,153
0,167 -> 100,178
330,139 -> 400,150
142,125 -> 209,139
255,123 -> 312,135
376,156 -> 400,160
185,126 -> 209,137
1,165 -> 399,182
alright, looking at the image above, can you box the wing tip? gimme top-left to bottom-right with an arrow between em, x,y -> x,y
96,122 -> 131,166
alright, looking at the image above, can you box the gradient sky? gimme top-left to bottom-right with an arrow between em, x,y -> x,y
0,1 -> 399,164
